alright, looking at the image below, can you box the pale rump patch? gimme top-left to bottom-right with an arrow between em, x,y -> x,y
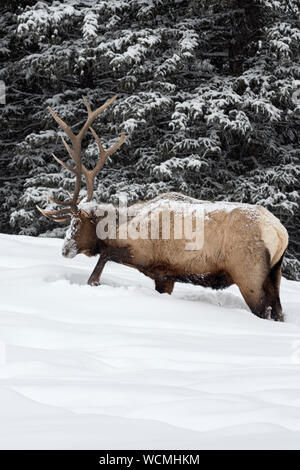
258,207 -> 289,267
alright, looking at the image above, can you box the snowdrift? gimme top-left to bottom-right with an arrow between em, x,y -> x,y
0,234 -> 300,449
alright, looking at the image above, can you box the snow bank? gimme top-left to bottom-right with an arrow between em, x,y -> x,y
0,234 -> 300,449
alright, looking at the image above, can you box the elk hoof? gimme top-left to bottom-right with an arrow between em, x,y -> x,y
265,306 -> 272,320
275,312 -> 284,322
88,279 -> 100,287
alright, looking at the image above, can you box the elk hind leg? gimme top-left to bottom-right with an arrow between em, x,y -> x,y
234,251 -> 284,321
263,255 -> 284,322
238,283 -> 267,319
232,251 -> 270,319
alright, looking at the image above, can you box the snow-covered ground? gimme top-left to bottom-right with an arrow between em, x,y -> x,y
0,233 -> 300,449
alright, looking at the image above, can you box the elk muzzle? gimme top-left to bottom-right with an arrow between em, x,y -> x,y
62,239 -> 78,258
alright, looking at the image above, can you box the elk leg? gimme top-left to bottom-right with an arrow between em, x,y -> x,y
236,273 -> 283,320
238,284 -> 268,319
154,279 -> 174,295
262,256 -> 284,321
239,255 -> 284,321
88,255 -> 107,286
230,248 -> 277,320
263,276 -> 283,321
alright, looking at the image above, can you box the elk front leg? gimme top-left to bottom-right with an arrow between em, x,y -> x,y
88,255 -> 107,286
155,279 -> 175,295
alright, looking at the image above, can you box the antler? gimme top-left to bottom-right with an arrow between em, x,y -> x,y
84,125 -> 126,201
36,95 -> 125,222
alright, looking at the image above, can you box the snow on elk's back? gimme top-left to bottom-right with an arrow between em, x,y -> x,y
0,234 -> 300,449
78,197 -> 259,219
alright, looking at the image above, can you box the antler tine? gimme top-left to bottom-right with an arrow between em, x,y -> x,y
83,127 -> 126,201
36,205 -> 71,223
79,94 -> 119,140
47,104 -> 82,210
47,107 -> 75,141
89,126 -> 105,154
105,130 -> 126,159
61,137 -> 77,164
52,153 -> 76,174
36,206 -> 71,216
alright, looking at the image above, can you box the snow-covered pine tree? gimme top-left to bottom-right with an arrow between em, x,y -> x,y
0,0 -> 299,278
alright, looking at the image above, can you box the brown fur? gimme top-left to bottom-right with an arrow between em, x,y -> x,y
62,192 -> 289,321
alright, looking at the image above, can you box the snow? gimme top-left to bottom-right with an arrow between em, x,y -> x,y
0,233 -> 300,450
78,196 -> 260,228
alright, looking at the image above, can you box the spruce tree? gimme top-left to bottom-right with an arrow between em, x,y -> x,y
0,0 -> 299,278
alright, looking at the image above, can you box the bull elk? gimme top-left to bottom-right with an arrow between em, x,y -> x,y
37,95 -> 288,321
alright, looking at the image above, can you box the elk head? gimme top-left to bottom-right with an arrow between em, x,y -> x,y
37,95 -> 126,258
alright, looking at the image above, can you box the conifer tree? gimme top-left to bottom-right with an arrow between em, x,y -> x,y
0,0 -> 299,278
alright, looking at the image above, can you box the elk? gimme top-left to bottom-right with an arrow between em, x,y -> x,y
37,95 -> 289,322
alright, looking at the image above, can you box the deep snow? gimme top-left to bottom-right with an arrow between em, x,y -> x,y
0,233 -> 300,449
